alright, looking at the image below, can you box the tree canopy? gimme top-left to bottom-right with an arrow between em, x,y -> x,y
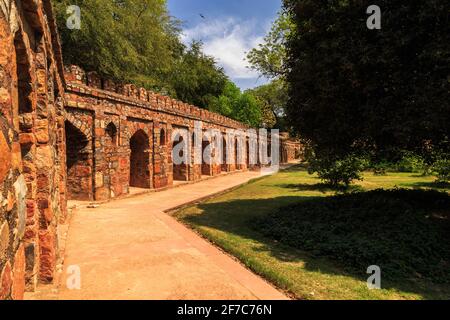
54,0 -> 181,89
247,11 -> 294,79
209,81 -> 262,127
283,0 -> 449,163
167,41 -> 228,109
246,11 -> 294,131
246,79 -> 289,130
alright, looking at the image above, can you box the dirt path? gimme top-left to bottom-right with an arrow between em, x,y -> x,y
53,171 -> 288,300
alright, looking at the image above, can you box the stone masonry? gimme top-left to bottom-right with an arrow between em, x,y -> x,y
0,0 -> 302,300
63,66 -> 302,201
1,0 -> 66,300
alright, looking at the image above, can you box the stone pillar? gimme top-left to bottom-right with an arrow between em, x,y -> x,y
35,42 -> 59,284
201,131 -> 213,176
220,133 -> 228,173
152,122 -> 169,189
188,128 -> 202,181
93,111 -> 109,200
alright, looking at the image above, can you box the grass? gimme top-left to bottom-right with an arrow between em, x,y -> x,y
172,166 -> 450,300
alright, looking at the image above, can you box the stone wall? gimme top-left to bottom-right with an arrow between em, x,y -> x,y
0,0 -> 66,299
63,66 -> 303,202
280,133 -> 304,164
63,65 -> 261,202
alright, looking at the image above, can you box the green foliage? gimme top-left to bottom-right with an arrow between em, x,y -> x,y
433,156 -> 450,183
245,79 -> 288,130
247,11 -> 294,79
254,189 -> 450,283
168,41 -> 228,108
53,0 -> 181,90
209,81 -> 262,127
247,11 -> 293,130
371,161 -> 390,176
283,0 -> 450,177
306,151 -> 368,187
395,151 -> 426,173
209,81 -> 240,117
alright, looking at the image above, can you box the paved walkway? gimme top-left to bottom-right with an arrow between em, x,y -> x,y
55,171 -> 288,300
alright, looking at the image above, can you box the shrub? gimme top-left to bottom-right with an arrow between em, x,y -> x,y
253,189 -> 450,283
307,153 -> 368,187
433,157 -> 450,183
395,151 -> 426,173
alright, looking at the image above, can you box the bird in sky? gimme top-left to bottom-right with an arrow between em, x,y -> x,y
199,13 -> 206,19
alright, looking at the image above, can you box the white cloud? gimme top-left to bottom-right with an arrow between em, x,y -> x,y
181,17 -> 267,80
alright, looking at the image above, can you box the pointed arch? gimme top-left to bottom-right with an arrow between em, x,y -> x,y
64,111 -> 93,141
172,127 -> 189,181
160,128 -> 166,146
130,129 -> 150,188
246,139 -> 250,168
105,122 -> 118,146
65,120 -> 93,200
201,132 -> 212,176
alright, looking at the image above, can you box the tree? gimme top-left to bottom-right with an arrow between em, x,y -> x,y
53,0 -> 181,90
233,93 -> 262,128
284,0 -> 450,184
209,81 -> 262,127
246,11 -> 293,131
209,81 -> 240,117
246,79 -> 289,130
247,11 -> 294,79
168,41 -> 228,109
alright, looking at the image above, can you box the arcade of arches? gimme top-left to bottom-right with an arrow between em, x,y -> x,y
62,65 -> 302,202
0,0 -> 302,300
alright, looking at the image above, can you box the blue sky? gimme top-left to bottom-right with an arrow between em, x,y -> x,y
167,0 -> 282,90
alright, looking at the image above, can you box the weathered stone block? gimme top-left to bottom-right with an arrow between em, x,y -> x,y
0,126 -> 11,184
0,262 -> 12,300
38,229 -> 55,283
35,119 -> 49,143
0,222 -> 10,260
35,145 -> 53,170
95,172 -> 104,188
11,244 -> 25,300
6,191 -> 15,211
43,207 -> 53,224
13,176 -> 27,244
19,133 -> 36,145
11,142 -> 22,170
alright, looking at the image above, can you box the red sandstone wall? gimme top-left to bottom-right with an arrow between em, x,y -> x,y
63,65 -> 302,202
280,133 -> 304,164
63,65 -> 256,200
0,0 -> 66,300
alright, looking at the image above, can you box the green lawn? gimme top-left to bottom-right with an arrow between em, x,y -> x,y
173,166 -> 450,300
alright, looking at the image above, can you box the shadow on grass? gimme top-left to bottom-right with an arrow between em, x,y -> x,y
179,194 -> 450,300
273,183 -> 364,194
404,181 -> 450,190
280,163 -> 308,173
